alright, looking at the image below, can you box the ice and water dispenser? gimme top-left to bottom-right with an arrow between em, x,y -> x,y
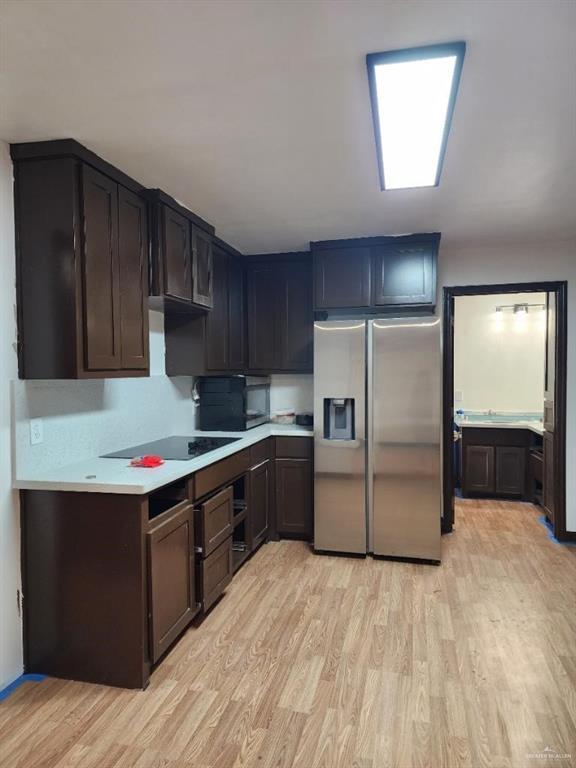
323,398 -> 355,440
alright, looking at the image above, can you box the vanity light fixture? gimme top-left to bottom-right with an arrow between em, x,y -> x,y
494,302 -> 545,314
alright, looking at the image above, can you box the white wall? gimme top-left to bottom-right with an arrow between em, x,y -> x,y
454,292 -> 546,413
12,310 -> 197,475
13,373 -> 196,476
0,142 -> 23,689
439,239 -> 576,530
270,374 -> 313,416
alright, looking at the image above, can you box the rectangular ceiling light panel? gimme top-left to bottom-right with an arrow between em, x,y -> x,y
367,42 -> 466,190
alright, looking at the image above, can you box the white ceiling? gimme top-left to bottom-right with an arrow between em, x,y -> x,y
1,0 -> 575,253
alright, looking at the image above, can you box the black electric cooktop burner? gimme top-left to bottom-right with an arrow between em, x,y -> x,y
102,436 -> 240,461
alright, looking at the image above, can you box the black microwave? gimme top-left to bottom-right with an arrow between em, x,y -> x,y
195,376 -> 270,431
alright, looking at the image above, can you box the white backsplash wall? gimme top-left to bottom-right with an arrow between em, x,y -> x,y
269,374 -> 313,416
13,310 -> 198,476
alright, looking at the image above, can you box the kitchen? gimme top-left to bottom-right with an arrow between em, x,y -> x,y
1,2 -> 576,767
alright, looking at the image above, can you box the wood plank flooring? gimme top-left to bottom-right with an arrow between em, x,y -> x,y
1,499 -> 576,767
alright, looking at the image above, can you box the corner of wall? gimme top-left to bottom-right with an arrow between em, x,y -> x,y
0,140 -> 24,688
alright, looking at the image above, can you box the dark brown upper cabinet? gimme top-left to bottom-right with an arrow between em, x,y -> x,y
165,239 -> 246,376
147,189 -> 214,312
371,242 -> 435,307
312,233 -> 440,314
227,254 -> 247,370
313,246 -> 372,309
11,140 -> 149,379
117,186 -> 150,370
162,206 -> 192,302
246,253 -> 313,373
192,227 -> 214,307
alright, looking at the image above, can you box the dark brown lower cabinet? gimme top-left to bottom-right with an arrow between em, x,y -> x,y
543,431 -> 555,522
198,537 -> 233,612
21,436 -> 314,689
495,447 -> 526,495
22,491 -> 151,689
197,485 -> 233,556
249,459 -> 271,547
463,445 -> 527,497
275,458 -> 313,539
464,445 -> 494,494
147,502 -> 197,663
461,428 -> 540,500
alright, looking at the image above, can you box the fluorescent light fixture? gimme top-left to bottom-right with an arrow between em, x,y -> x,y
366,42 -> 466,190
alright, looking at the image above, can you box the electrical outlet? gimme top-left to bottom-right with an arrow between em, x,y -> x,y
30,418 -> 44,445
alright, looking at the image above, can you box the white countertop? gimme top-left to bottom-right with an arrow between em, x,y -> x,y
14,424 -> 313,495
457,420 -> 544,436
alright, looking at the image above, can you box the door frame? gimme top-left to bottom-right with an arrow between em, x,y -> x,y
442,280 -> 569,540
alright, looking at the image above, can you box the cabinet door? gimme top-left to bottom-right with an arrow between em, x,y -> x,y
228,256 -> 246,370
279,261 -> 313,371
81,165 -> 121,371
495,447 -> 526,495
162,206 -> 192,301
118,186 -> 149,370
247,263 -> 279,370
249,459 -> 270,546
314,247 -> 371,309
205,246 -> 229,371
147,503 -> 196,663
543,431 -> 555,522
275,458 -> 313,539
199,486 -> 233,557
372,244 -> 435,306
200,537 -> 233,612
463,445 -> 494,494
192,227 -> 214,308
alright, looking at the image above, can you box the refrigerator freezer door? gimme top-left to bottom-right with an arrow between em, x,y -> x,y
314,321 -> 367,554
371,317 -> 442,561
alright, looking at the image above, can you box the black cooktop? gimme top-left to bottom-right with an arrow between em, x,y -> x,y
102,436 -> 240,461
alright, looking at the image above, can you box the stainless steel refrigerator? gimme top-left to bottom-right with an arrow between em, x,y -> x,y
314,318 -> 441,562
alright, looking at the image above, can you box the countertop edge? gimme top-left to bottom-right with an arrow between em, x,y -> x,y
457,422 -> 544,436
14,425 -> 314,495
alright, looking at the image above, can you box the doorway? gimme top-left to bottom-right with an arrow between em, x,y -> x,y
442,281 -> 568,540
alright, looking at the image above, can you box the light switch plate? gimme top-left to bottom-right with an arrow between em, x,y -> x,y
30,418 -> 44,445
454,390 -> 463,403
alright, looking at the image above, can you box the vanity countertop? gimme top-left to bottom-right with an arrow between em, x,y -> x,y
456,419 -> 544,436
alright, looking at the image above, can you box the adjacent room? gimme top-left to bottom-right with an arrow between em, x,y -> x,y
0,1 -> 575,767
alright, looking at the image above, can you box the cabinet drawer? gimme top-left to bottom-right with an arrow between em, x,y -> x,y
194,449 -> 250,498
200,537 -> 233,611
250,438 -> 273,466
198,486 -> 233,556
275,436 -> 313,459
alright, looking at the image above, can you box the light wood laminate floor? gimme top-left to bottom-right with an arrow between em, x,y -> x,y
1,499 -> 576,768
